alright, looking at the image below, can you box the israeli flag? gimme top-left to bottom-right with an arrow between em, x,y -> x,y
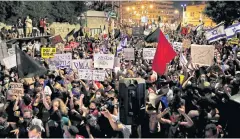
117,37 -> 127,52
224,23 -> 240,39
205,22 -> 226,43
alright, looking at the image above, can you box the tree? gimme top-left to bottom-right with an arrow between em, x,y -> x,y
204,1 -> 240,26
0,1 -> 87,25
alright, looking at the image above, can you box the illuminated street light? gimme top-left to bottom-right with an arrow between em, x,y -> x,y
174,10 -> 179,14
181,4 -> 187,24
150,5 -> 153,9
126,7 -> 130,11
141,5 -> 144,9
132,7 -> 135,10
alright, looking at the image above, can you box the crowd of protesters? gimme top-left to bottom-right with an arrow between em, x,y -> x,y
0,19 -> 239,139
0,16 -> 48,40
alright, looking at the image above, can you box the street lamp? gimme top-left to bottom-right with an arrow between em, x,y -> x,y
150,5 -> 153,9
126,7 -> 130,11
181,4 -> 187,24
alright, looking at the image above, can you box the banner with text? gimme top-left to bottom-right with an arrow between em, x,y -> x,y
123,48 -> 135,60
78,69 -> 93,80
3,54 -> 16,69
41,48 -> 57,59
93,70 -> 105,81
49,53 -> 72,69
94,54 -> 114,69
191,44 -> 214,66
172,42 -> 182,52
9,82 -> 24,96
72,59 -> 93,70
143,48 -> 156,60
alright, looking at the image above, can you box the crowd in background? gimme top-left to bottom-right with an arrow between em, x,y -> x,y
0,16 -> 48,40
0,20 -> 239,138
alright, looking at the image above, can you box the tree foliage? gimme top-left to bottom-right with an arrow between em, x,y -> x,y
204,1 -> 240,26
0,1 -> 86,25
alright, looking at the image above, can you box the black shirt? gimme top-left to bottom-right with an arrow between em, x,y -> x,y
6,100 -> 19,123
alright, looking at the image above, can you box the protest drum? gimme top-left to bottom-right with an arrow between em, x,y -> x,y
119,78 -> 146,125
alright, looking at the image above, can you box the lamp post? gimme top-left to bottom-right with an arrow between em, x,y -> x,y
181,4 -> 186,24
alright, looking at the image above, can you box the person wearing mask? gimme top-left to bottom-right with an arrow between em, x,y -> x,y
0,112 -> 15,138
11,109 -> 44,138
63,125 -> 83,139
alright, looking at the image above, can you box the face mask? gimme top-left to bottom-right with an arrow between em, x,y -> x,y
89,108 -> 96,113
96,94 -> 101,99
200,78 -> 205,82
4,79 -> 9,84
10,73 -> 15,77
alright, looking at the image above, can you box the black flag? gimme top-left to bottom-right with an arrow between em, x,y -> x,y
16,47 -> 47,78
144,28 -> 160,43
65,29 -> 75,41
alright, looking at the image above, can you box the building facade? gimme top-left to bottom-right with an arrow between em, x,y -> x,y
120,1 -> 177,25
185,4 -> 216,27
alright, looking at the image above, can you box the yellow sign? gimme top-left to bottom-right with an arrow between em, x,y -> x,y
228,38 -> 239,45
41,48 -> 56,59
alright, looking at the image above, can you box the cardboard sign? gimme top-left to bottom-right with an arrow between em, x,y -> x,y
93,70 -> 105,81
8,48 -> 15,56
182,39 -> 191,48
123,48 -> 135,60
94,54 -> 114,69
41,48 -> 57,59
172,42 -> 182,52
143,48 -> 156,60
78,69 -> 93,80
49,53 -> 72,69
9,82 -> 24,96
71,59 -> 93,70
191,44 -> 214,66
50,35 -> 63,45
3,54 -> 16,69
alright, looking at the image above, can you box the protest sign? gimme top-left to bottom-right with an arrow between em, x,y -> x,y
132,27 -> 144,36
228,37 -> 239,45
41,48 -> 57,59
49,53 -> 72,69
8,48 -> 15,56
78,69 -> 93,80
172,42 -> 182,52
93,70 -> 105,81
71,59 -> 93,70
9,83 -> 24,96
191,44 -> 214,66
182,39 -> 191,48
94,54 -> 114,69
143,48 -> 156,60
0,41 -> 8,65
50,35 -> 63,45
3,54 -> 16,69
123,48 -> 135,60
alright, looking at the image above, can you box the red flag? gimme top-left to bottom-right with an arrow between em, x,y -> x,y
152,29 -> 177,75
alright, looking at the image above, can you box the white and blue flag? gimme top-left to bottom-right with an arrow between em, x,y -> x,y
224,23 -> 240,39
205,22 -> 226,43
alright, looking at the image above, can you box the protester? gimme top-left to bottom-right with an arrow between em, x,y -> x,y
1,16 -> 240,138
